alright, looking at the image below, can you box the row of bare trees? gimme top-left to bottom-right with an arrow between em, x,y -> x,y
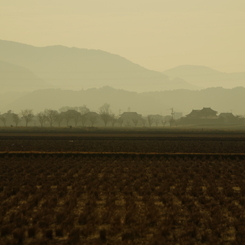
0,103 -> 174,127
0,104 -> 116,127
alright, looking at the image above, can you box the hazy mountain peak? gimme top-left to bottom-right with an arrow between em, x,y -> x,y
164,65 -> 225,76
3,86 -> 245,117
0,39 -> 197,92
170,77 -> 202,90
163,65 -> 245,88
0,60 -> 51,92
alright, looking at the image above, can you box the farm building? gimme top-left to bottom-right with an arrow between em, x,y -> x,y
185,107 -> 218,119
178,108 -> 244,126
178,107 -> 221,125
219,112 -> 242,124
118,112 -> 142,126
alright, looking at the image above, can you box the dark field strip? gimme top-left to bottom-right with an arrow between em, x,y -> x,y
1,151 -> 245,160
1,134 -> 245,141
1,138 -> 245,153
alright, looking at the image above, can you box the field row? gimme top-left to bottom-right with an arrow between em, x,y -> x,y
1,155 -> 245,244
1,137 -> 245,153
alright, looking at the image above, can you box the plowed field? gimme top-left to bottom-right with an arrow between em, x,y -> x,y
1,132 -> 245,244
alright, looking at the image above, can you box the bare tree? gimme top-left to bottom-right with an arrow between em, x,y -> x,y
141,118 -> 147,127
99,103 -> 112,127
132,118 -> 139,127
87,112 -> 98,127
72,110 -> 81,126
117,117 -> 124,127
79,105 -> 90,127
0,113 -> 7,126
147,115 -> 154,127
78,105 -> 90,115
110,113 -> 117,127
155,118 -> 160,127
12,113 -> 21,126
89,116 -> 97,127
21,109 -> 34,127
55,113 -> 63,127
60,110 -> 76,126
80,114 -> 87,127
45,109 -> 58,127
169,118 -> 176,127
37,112 -> 47,127
161,120 -> 167,126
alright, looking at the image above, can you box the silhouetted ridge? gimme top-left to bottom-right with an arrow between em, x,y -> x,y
4,86 -> 245,116
0,39 -> 196,92
0,60 -> 50,92
163,65 -> 245,88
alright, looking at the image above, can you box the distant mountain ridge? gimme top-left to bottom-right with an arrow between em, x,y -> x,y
0,40 -> 198,92
163,65 -> 245,88
0,60 -> 51,92
4,86 -> 245,116
5,86 -> 161,114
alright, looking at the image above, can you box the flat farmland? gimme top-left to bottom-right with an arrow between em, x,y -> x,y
1,131 -> 245,244
1,131 -> 245,153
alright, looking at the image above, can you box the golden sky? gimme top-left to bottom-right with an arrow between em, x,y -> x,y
1,0 -> 245,72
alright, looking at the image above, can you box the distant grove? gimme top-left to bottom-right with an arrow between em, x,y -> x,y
0,104 -> 244,127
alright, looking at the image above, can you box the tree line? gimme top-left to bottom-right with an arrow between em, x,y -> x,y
0,104 -> 174,128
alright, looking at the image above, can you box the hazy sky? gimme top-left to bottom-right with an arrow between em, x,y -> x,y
1,0 -> 245,72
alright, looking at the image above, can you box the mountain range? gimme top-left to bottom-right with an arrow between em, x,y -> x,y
3,86 -> 245,116
163,65 -> 245,88
0,60 -> 50,92
0,40 -> 198,92
1,39 -> 245,116
1,40 -> 245,93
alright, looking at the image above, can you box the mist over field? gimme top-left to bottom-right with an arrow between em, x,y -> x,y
0,39 -> 245,118
1,39 -> 245,121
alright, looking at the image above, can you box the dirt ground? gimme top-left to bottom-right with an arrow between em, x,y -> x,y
0,131 -> 245,244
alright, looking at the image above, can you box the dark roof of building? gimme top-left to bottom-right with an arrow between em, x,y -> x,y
186,107 -> 217,118
219,113 -> 236,118
201,107 -> 217,113
121,112 -> 139,115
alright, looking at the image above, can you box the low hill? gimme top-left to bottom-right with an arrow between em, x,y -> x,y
143,87 -> 245,115
4,86 -> 245,116
0,40 -> 196,92
0,60 -> 51,92
5,87 -> 166,114
163,65 -> 245,88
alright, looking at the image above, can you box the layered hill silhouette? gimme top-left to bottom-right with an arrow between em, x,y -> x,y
4,86 -> 245,116
5,86 -> 163,114
0,40 -> 197,92
0,60 -> 51,92
142,86 -> 245,115
163,65 -> 245,88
